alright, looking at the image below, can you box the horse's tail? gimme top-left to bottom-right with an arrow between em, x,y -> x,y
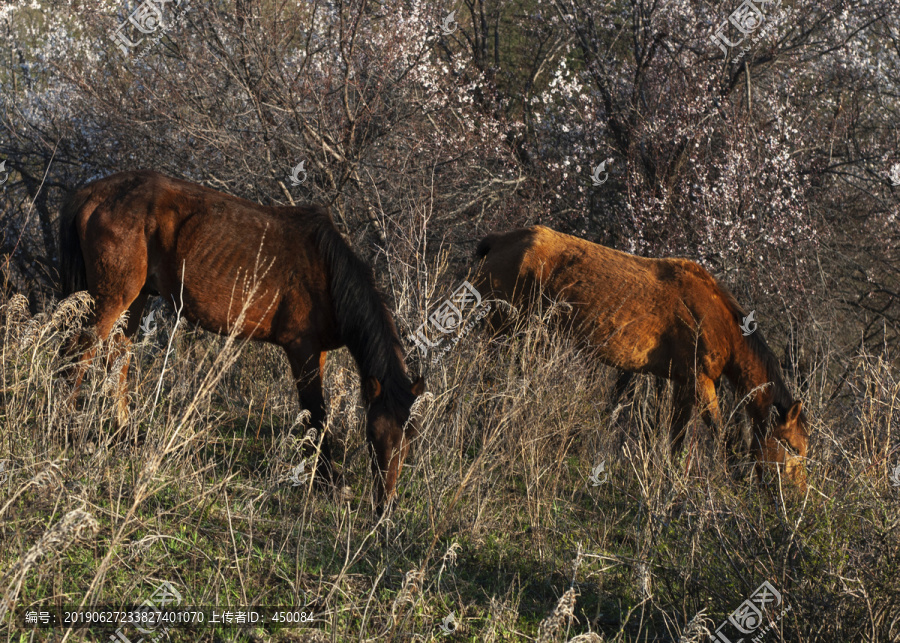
475,227 -> 543,262
475,233 -> 500,260
58,188 -> 91,297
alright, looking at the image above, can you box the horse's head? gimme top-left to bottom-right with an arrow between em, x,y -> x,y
364,375 -> 426,516
760,400 -> 810,490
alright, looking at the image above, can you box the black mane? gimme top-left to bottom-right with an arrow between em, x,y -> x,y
313,215 -> 416,414
717,280 -> 796,417
744,325 -> 795,415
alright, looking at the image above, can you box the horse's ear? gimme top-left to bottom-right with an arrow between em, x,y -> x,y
786,401 -> 802,423
411,376 -> 425,397
365,377 -> 382,402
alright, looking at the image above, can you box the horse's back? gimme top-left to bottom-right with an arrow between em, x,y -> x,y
67,170 -> 336,344
475,225 -> 659,303
474,225 -> 739,377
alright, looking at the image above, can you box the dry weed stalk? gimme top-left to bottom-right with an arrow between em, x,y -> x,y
1,225 -> 899,640
678,609 -> 712,643
0,509 -> 100,621
537,587 -> 578,643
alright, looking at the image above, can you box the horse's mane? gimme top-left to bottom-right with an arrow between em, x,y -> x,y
714,278 -> 796,414
312,214 -> 416,415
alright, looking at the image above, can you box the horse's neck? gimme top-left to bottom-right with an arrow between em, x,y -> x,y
725,337 -> 776,424
373,345 -> 408,381
347,325 -> 407,385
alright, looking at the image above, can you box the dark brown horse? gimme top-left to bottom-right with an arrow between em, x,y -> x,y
473,226 -> 809,489
59,170 -> 424,513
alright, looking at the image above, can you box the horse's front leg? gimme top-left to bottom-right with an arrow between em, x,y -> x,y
669,381 -> 695,456
285,344 -> 338,488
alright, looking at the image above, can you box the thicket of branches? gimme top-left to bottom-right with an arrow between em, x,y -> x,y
3,2 -> 900,640
1,0 -> 899,352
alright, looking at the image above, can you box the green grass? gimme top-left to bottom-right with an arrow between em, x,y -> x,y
1,291 -> 900,642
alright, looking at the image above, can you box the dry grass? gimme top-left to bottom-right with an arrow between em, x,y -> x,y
1,246 -> 900,642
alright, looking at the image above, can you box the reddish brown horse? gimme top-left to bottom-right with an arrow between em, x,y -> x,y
59,170 -> 424,513
473,226 -> 809,489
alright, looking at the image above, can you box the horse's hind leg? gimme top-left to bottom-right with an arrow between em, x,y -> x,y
68,237 -> 148,432
110,291 -> 149,431
78,294 -> 146,431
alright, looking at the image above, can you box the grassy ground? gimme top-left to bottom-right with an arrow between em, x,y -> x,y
1,276 -> 900,642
